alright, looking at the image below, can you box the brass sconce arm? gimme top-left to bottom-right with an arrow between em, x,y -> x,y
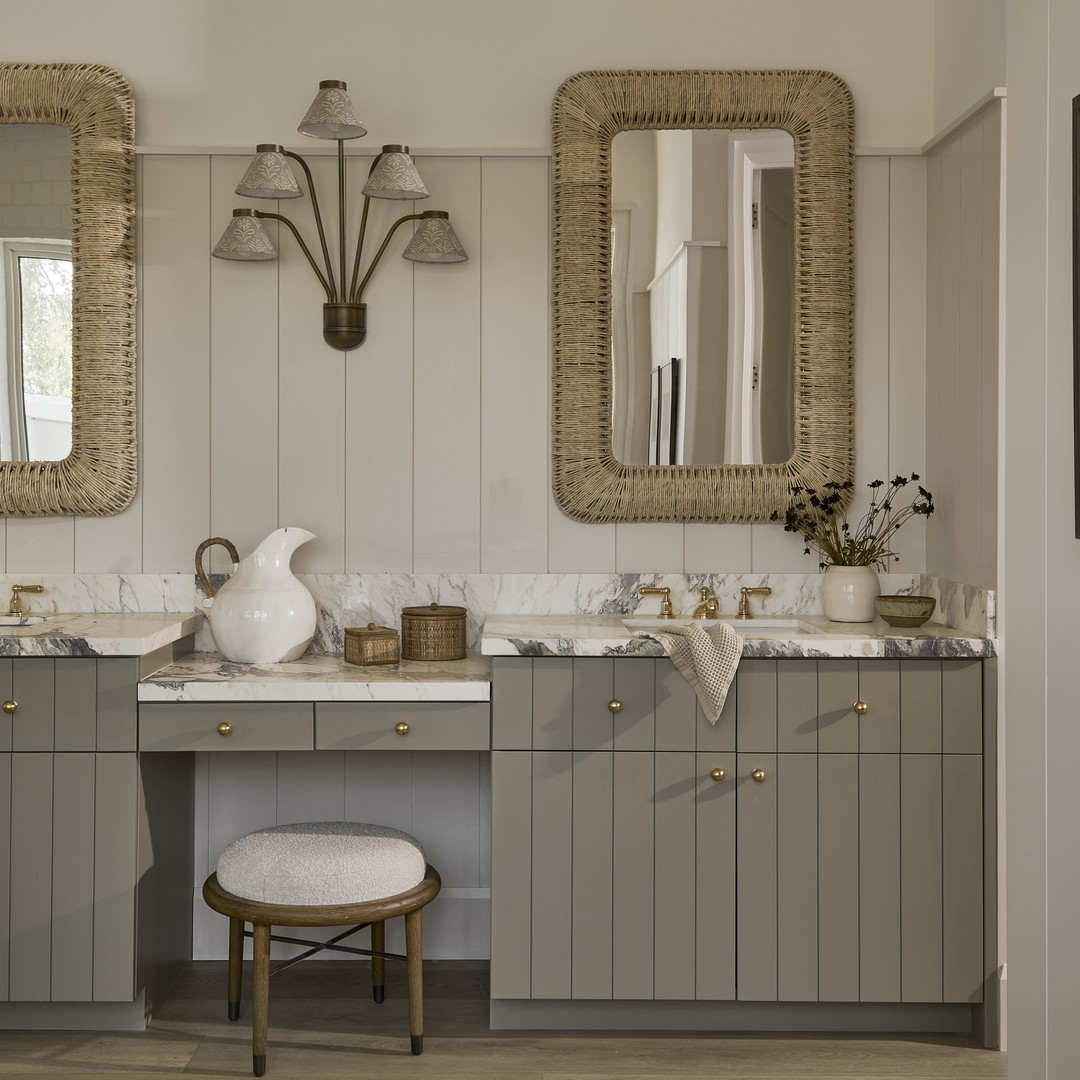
280,149 -> 336,297
251,211 -> 334,300
353,210 -> 424,302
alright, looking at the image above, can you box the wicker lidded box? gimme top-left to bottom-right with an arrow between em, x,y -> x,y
400,602 -> 467,661
344,623 -> 400,666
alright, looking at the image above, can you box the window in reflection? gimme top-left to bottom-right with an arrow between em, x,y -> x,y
1,239 -> 72,460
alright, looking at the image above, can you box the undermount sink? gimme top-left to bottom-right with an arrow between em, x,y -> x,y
0,615 -> 47,626
622,616 -> 823,635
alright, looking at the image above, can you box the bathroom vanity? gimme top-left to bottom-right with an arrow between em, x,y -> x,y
0,610 -> 997,1048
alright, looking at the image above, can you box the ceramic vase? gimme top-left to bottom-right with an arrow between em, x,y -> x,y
821,564 -> 879,623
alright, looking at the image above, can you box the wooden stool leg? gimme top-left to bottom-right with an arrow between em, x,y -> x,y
251,923 -> 271,1077
371,920 -> 385,1003
227,917 -> 244,1021
405,909 -> 424,1055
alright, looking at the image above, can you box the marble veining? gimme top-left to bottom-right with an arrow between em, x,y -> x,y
0,612 -> 202,657
138,652 -> 491,702
481,614 -> 995,660
919,574 -> 995,638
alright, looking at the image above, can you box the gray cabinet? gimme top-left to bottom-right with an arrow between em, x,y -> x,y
490,656 -> 988,1008
0,657 -> 191,1010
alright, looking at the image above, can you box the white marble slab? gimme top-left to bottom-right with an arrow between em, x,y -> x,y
138,652 -> 492,702
481,613 -> 995,660
0,612 -> 202,657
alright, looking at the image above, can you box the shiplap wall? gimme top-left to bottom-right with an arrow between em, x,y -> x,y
0,150 -> 932,578
925,100 -> 1002,588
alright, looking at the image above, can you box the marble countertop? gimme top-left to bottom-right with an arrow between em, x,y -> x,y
138,652 -> 492,702
0,612 -> 202,656
481,614 -> 995,659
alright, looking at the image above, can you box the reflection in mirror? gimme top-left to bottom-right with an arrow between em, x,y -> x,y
611,128 -> 793,466
0,124 -> 71,461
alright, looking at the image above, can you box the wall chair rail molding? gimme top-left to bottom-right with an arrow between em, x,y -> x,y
0,62 -> 136,516
212,79 -> 468,351
551,69 -> 854,524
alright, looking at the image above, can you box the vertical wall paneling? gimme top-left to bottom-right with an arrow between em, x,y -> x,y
685,522 -> 753,575
979,106 -> 1002,587
852,157 -> 892,535
480,157 -> 550,572
343,154 -> 416,572
207,155 -> 281,568
548,514 -> 617,573
140,156 -> 212,571
205,752 -> 278,871
343,750 -> 414,835
6,517 -> 73,575
412,157 -> 483,572
924,144 -> 943,574
275,750 -> 345,824
887,156 -> 928,573
0,754 -> 8,999
277,153 -> 347,573
936,132 -> 963,582
616,523 -> 687,573
74,494 -> 143,573
747,516 -> 816,574
412,750 -> 483,887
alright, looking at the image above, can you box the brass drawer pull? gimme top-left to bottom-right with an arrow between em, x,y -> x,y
2,700 -> 17,714
608,700 -> 622,713
853,700 -> 869,715
751,768 -> 766,782
216,722 -> 232,736
395,722 -> 409,736
710,768 -> 725,782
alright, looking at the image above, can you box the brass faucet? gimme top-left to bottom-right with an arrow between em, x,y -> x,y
693,586 -> 720,619
8,584 -> 43,617
736,585 -> 772,619
639,585 -> 674,619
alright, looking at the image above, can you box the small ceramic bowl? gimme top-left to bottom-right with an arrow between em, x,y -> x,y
875,594 -> 936,628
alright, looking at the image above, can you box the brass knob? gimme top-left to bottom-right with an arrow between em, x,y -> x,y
710,768 -> 725,782
608,700 -> 622,713
751,768 -> 766,782
395,722 -> 409,735
216,722 -> 232,736
2,700 -> 17,714
853,700 -> 869,715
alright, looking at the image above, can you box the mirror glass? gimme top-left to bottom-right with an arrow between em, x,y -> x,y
611,128 -> 794,466
0,124 -> 72,461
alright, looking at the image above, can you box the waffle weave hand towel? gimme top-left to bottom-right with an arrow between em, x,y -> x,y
635,620 -> 742,724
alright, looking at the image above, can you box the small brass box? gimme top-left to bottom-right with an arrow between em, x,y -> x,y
344,623 -> 400,666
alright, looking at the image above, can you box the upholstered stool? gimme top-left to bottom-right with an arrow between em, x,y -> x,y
202,821 -> 441,1077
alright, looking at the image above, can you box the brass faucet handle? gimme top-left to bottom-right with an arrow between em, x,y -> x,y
8,584 -> 44,617
639,585 -> 674,618
736,585 -> 772,619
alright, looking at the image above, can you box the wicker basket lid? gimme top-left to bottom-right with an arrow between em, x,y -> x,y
345,622 -> 397,638
401,603 -> 466,618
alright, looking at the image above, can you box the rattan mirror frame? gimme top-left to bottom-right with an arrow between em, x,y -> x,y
551,70 -> 854,523
0,63 -> 136,516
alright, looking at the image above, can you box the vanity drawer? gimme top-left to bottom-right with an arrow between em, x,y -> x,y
138,703 -> 314,751
316,702 -> 490,751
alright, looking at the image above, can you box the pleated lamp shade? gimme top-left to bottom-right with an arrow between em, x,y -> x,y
297,80 -> 366,140
212,209 -> 278,261
402,211 -> 468,263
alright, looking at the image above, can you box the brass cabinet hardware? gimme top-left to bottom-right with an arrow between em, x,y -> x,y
7,583 -> 43,618
710,767 -> 726,781
608,700 -> 622,714
751,768 -> 767,782
395,722 -> 410,735
853,700 -> 869,715
2,700 -> 17,714
638,585 -> 674,618
216,722 -> 232,736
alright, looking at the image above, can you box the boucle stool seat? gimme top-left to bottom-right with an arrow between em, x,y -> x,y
203,822 -> 441,1077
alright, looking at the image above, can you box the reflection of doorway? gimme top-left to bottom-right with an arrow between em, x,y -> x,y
649,357 -> 680,465
728,131 -> 795,465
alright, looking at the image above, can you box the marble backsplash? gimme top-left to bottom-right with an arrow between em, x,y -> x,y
0,571 -> 994,653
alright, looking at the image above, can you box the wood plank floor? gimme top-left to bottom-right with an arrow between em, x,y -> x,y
0,961 -> 1007,1079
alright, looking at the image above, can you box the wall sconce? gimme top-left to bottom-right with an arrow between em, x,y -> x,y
211,79 -> 467,351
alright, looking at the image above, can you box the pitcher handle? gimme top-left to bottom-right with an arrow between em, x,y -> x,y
195,537 -> 240,599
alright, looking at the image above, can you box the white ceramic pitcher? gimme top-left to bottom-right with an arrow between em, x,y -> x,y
195,528 -> 317,663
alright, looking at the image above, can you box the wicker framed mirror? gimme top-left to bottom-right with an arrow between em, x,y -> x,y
0,63 -> 136,516
551,70 -> 854,523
